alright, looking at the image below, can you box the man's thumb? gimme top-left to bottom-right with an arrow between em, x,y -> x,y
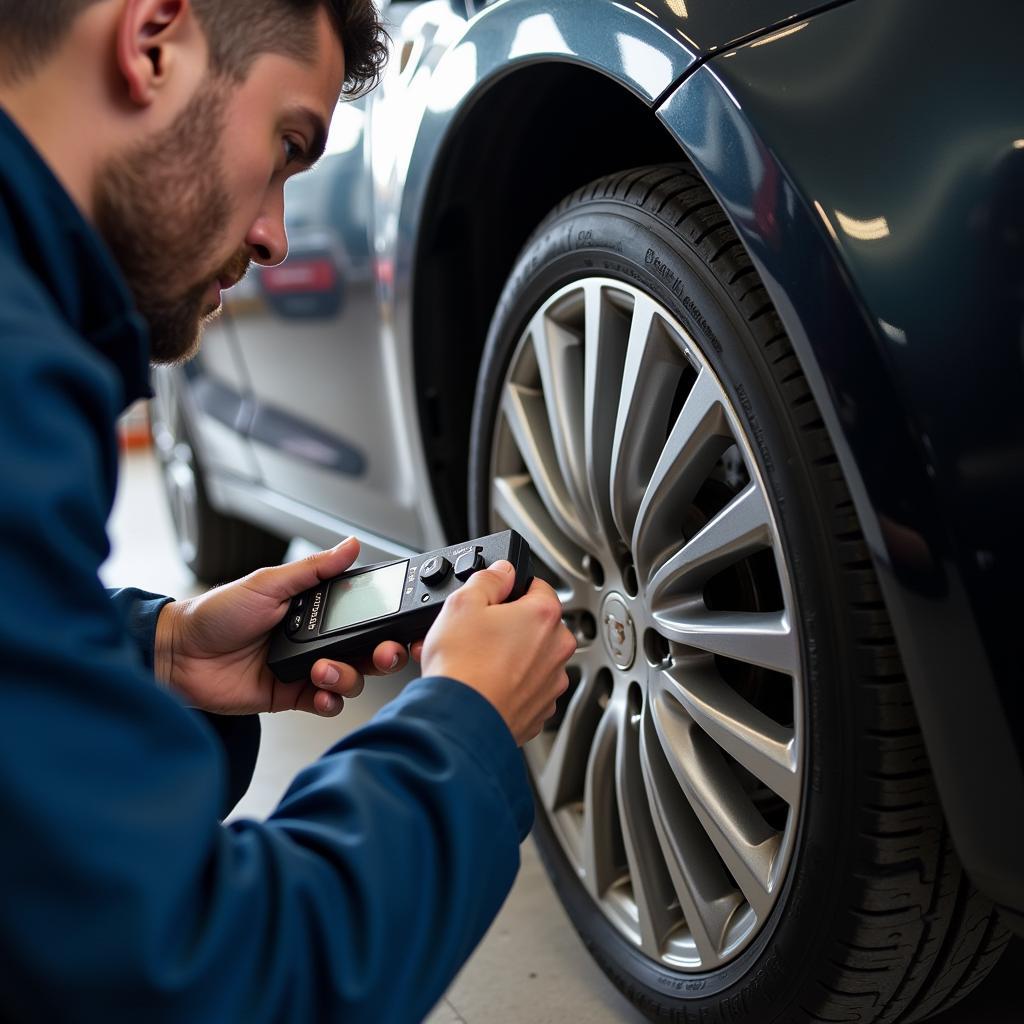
252,537 -> 360,603
458,559 -> 516,607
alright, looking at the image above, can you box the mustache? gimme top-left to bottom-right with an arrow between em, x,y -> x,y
215,248 -> 253,290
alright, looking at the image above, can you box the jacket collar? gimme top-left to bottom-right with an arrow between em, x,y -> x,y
0,107 -> 152,407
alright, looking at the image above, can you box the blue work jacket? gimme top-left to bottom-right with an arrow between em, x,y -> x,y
0,107 -> 533,1023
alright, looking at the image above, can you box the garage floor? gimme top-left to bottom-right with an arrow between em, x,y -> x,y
102,448 -> 1020,1024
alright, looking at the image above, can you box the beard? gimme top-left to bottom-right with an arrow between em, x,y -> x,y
94,80 -> 250,365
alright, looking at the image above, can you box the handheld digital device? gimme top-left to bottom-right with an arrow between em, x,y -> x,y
267,530 -> 532,683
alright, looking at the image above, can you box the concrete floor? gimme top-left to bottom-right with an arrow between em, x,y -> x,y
102,447 -> 1021,1024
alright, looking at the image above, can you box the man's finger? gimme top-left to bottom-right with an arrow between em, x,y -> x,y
450,560 -> 517,608
522,576 -> 559,602
312,689 -> 344,717
247,537 -> 361,604
311,659 -> 364,696
513,577 -> 566,619
287,681 -> 345,717
409,640 -> 424,662
369,641 -> 407,676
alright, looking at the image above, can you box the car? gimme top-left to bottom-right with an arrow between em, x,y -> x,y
150,1 -> 1024,1020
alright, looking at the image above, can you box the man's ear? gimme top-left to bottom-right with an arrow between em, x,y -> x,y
117,0 -> 196,107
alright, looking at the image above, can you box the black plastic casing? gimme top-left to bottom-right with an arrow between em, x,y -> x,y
267,530 -> 531,682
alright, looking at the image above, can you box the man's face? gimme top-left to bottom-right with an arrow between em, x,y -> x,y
95,8 -> 346,364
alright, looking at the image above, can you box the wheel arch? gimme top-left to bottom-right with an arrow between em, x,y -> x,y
410,62 -> 686,539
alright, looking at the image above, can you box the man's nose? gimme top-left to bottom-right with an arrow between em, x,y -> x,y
245,200 -> 289,267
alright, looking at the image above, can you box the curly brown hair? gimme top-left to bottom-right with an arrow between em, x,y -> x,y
0,0 -> 389,95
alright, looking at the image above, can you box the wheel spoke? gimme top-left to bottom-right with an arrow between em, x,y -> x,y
501,383 -> 591,551
608,299 -> 683,543
614,693 -> 679,957
651,691 -> 779,919
639,704 -> 743,966
538,664 -> 605,813
582,283 -> 630,543
581,703 -> 622,901
648,483 -> 772,602
530,314 -> 591,534
652,607 -> 797,677
632,368 -> 732,583
492,474 -> 586,596
660,663 -> 799,806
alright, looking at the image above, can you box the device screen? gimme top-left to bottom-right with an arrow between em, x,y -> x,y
320,560 -> 409,634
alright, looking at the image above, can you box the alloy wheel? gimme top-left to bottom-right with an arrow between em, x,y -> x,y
488,278 -> 804,971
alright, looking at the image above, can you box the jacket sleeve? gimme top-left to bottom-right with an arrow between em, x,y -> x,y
107,586 -> 173,669
107,587 -> 263,818
0,278 -> 533,1023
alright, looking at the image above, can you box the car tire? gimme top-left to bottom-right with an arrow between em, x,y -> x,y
151,368 -> 288,585
468,165 -> 1010,1023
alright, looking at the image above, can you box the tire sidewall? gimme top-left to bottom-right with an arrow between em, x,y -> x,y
468,199 -> 863,1018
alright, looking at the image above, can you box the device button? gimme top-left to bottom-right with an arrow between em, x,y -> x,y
454,547 -> 485,582
419,555 -> 452,587
283,594 -> 307,636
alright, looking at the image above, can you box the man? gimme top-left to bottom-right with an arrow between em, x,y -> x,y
0,1 -> 575,1020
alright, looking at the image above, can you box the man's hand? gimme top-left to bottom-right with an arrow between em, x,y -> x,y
419,561 -> 576,745
154,538 -> 409,717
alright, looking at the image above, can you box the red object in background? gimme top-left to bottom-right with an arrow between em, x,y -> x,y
261,257 -> 338,294
374,256 -> 395,289
118,401 -> 152,450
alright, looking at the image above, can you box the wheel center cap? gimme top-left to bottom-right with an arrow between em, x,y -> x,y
600,592 -> 636,670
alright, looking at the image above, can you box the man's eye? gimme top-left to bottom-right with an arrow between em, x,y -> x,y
283,138 -> 304,165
